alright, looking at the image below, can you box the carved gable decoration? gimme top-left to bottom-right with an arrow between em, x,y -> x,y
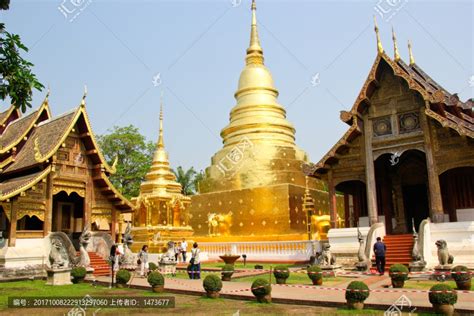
373,116 -> 392,137
399,112 -> 420,134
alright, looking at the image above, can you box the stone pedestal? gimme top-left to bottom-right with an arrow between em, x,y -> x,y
46,268 -> 72,285
84,267 -> 96,281
431,265 -> 453,281
159,261 -> 177,275
321,265 -> 342,277
355,261 -> 369,272
409,261 -> 426,272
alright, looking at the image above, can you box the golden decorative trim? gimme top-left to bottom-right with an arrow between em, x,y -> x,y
52,183 -> 86,198
17,209 -> 45,222
0,167 -> 51,201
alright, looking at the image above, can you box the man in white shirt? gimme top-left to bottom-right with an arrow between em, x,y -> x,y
181,238 -> 188,262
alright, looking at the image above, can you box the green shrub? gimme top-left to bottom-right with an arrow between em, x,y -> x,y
148,262 -> 158,271
222,264 -> 234,277
273,265 -> 290,279
345,281 -> 370,303
389,264 -> 409,281
71,266 -> 87,279
251,278 -> 272,297
203,274 -> 222,292
116,269 -> 131,284
451,265 -> 471,283
429,284 -> 457,305
147,271 -> 164,287
307,265 -> 322,281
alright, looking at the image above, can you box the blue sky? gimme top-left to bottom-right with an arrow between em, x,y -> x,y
1,0 -> 472,172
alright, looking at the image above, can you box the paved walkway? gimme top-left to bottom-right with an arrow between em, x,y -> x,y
95,272 -> 474,313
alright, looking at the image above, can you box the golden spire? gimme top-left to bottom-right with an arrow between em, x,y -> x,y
81,85 -> 87,107
408,40 -> 415,65
45,85 -> 50,102
392,27 -> 400,61
158,92 -> 164,148
246,0 -> 264,65
373,15 -> 384,54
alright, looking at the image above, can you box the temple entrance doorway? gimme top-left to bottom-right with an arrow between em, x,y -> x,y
52,191 -> 85,243
375,149 -> 430,234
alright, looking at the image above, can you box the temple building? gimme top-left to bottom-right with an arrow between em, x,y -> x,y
0,92 -> 133,270
189,0 -> 342,241
305,21 -> 474,234
131,100 -> 193,252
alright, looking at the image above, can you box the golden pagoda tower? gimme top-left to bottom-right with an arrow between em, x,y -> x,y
132,97 -> 193,252
189,0 -> 330,241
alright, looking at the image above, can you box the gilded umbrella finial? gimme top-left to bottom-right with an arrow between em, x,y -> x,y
408,40 -> 415,65
45,85 -> 50,102
158,91 -> 164,148
373,15 -> 384,54
392,27 -> 400,61
246,0 -> 264,65
81,85 -> 87,107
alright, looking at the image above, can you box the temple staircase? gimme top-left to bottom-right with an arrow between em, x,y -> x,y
372,234 -> 413,271
77,252 -> 110,276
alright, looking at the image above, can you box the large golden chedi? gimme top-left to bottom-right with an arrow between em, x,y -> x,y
132,101 -> 193,252
189,1 -> 334,241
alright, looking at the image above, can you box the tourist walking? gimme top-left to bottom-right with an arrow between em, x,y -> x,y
181,238 -> 188,262
174,241 -> 181,263
138,245 -> 149,277
190,242 -> 201,279
373,237 -> 387,275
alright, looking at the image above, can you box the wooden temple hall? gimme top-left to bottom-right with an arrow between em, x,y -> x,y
305,24 -> 474,234
0,92 -> 133,247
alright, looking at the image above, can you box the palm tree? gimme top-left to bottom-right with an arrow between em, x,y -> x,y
172,166 -> 197,195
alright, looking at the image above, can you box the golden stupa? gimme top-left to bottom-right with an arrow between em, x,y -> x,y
132,98 -> 193,252
189,0 -> 335,241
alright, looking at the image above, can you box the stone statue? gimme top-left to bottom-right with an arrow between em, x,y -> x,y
409,219 -> 426,271
160,241 -> 176,263
78,224 -> 92,267
318,242 -> 336,266
49,239 -> 68,268
355,227 -> 369,271
436,240 -> 454,266
119,223 -> 136,268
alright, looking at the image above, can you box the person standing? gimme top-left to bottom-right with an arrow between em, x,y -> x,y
174,242 -> 181,263
138,245 -> 149,277
181,238 -> 188,263
373,237 -> 387,275
190,242 -> 201,279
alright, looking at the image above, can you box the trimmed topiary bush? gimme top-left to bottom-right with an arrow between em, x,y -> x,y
116,269 -> 131,285
203,274 -> 223,292
389,264 -> 409,288
451,265 -> 471,283
251,278 -> 272,303
273,265 -> 290,284
345,281 -> 370,303
307,265 -> 323,285
429,284 -> 457,305
148,262 -> 158,272
147,271 -> 164,287
221,264 -> 234,281
71,266 -> 87,284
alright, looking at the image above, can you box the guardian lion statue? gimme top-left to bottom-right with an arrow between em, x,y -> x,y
436,239 -> 454,266
318,242 -> 336,266
49,239 -> 68,268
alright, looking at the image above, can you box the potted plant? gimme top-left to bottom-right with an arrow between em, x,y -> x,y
451,265 -> 472,290
203,274 -> 222,298
147,271 -> 165,293
148,262 -> 158,272
307,265 -> 323,285
187,264 -> 193,279
71,266 -> 87,284
429,284 -> 457,316
221,264 -> 234,281
345,281 -> 370,310
273,265 -> 290,284
115,269 -> 131,288
251,278 -> 272,303
389,264 -> 409,288
219,253 -> 240,265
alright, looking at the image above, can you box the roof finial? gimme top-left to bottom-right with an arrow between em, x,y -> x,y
392,27 -> 400,61
81,85 -> 87,107
246,0 -> 264,65
45,85 -> 50,102
373,15 -> 384,54
158,91 -> 164,148
408,40 -> 415,65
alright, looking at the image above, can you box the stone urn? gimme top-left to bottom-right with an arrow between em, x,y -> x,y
433,304 -> 455,316
391,279 -> 405,288
219,255 -> 240,265
456,279 -> 471,291
256,294 -> 271,303
152,285 -> 164,293
347,301 -> 364,310
206,290 -> 220,299
312,278 -> 323,286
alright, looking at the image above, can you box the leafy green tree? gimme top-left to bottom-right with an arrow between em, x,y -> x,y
1,0 -> 44,112
97,125 -> 155,199
172,166 -> 200,195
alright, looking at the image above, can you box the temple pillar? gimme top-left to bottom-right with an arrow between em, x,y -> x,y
83,178 -> 92,228
111,209 -> 117,242
328,170 -> 337,228
421,111 -> 444,223
8,199 -> 18,247
364,117 -> 378,225
43,174 -> 53,236
117,214 -> 123,244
